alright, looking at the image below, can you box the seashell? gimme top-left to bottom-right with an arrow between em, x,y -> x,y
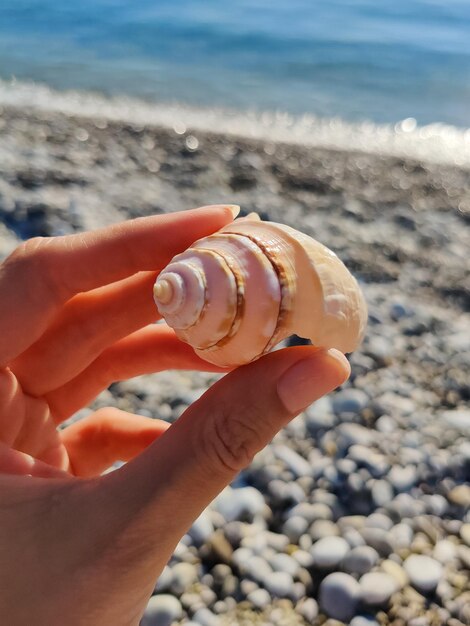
153,217 -> 367,367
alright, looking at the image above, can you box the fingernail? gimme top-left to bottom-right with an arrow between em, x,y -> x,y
226,205 -> 241,219
277,350 -> 350,414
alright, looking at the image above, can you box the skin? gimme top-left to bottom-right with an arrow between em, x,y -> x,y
0,205 -> 350,625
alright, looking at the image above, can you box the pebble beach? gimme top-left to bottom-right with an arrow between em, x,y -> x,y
0,103 -> 469,625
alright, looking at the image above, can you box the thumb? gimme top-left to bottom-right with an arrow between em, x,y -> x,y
101,346 -> 350,557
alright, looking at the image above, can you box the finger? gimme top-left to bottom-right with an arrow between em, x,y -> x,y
96,347 -> 350,556
0,204 -> 237,366
46,325 -> 227,423
61,408 -> 170,478
0,442 -> 70,478
12,271 -> 158,395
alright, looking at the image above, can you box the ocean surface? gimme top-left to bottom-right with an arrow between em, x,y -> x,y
1,0 -> 470,128
0,1 -> 469,166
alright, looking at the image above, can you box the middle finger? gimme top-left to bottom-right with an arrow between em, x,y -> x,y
11,271 -> 159,395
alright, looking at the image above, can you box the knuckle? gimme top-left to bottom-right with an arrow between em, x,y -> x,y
201,399 -> 267,475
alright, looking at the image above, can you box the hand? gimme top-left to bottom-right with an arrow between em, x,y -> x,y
0,205 -> 350,625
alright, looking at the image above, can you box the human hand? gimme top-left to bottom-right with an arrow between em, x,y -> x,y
0,205 -> 350,625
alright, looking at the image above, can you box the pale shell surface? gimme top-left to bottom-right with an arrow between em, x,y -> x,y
153,218 -> 367,367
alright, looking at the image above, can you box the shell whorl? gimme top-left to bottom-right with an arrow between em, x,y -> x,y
153,219 -> 367,367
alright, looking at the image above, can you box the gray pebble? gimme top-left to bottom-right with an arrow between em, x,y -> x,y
350,617 -> 380,626
388,465 -> 417,492
296,597 -> 319,621
191,607 -> 218,626
404,555 -> 443,592
348,445 -> 390,477
215,486 -> 265,522
360,527 -> 394,556
247,588 -> 271,609
289,501 -> 333,522
389,522 -> 414,550
359,572 -> 397,605
319,572 -> 361,622
342,546 -> 379,575
282,515 -> 308,543
343,528 -> 367,549
371,480 -> 394,507
273,444 -> 312,477
311,536 -> 350,568
364,513 -> 394,531
292,549 -> 314,568
332,388 -> 369,415
269,552 -> 299,577
337,423 -> 376,448
154,566 -> 172,593
189,510 -> 214,546
433,539 -> 458,563
170,562 -> 198,595
460,523 -> 470,546
264,571 -> 294,598
309,519 -> 340,542
441,409 -> 470,431
142,595 -> 183,626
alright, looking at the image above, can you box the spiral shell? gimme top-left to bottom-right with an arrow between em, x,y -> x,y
153,217 -> 367,367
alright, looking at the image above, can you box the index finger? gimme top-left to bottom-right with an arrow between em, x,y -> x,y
0,204 -> 238,366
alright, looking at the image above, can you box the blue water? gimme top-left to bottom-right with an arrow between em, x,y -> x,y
0,0 -> 469,127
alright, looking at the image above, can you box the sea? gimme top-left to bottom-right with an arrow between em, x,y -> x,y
0,0 -> 469,165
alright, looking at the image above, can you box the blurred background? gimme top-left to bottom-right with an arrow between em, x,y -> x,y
1,0 -> 470,127
0,3 -> 469,626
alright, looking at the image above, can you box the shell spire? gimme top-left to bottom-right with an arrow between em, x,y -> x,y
153,217 -> 367,367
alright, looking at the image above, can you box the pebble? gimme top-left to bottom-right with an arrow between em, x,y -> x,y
142,595 -> 183,626
332,388 -> 369,415
442,409 -> 470,431
342,546 -> 379,575
404,555 -> 443,592
350,616 -> 380,626
336,423 -> 376,448
247,588 -> 271,609
292,549 -> 314,568
359,572 -> 398,606
282,516 -> 309,543
388,465 -> 418,491
269,553 -> 299,577
289,502 -> 333,522
364,513 -> 394,531
154,566 -> 172,593
296,597 -> 319,621
433,539 -> 458,563
371,480 -> 394,507
380,560 -> 409,589
215,486 -> 265,522
348,445 -> 390,477
319,572 -> 361,622
311,536 -> 350,568
389,522 -> 414,550
169,562 -> 198,595
273,444 -> 312,477
191,607 -> 218,626
264,571 -> 294,598
309,519 -> 340,541
459,523 -> 470,546
189,510 -> 214,546
360,527 -> 394,556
